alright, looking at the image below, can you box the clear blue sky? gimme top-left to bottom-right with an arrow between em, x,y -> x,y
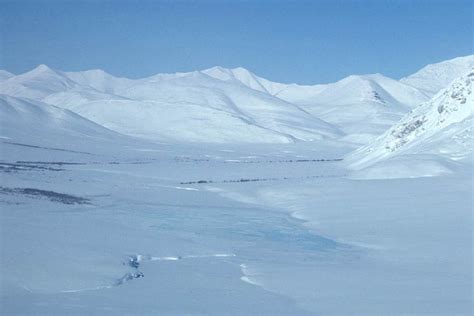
1,0 -> 472,84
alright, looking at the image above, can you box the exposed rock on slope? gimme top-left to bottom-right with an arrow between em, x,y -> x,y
347,71 -> 473,170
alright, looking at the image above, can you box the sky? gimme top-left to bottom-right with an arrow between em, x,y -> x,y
0,0 -> 472,84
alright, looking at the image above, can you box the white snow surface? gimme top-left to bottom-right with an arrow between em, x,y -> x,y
347,71 -> 474,170
0,56 -> 473,315
0,65 -> 83,100
201,67 -> 431,138
0,70 -> 14,82
0,65 -> 343,143
401,55 -> 474,96
4,57 -> 471,144
0,94 -> 128,148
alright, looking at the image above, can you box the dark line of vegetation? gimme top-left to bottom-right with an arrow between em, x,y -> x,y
16,161 -> 87,165
173,157 -> 343,164
3,141 -> 92,155
180,174 -> 343,185
0,162 -> 63,172
0,187 -> 91,205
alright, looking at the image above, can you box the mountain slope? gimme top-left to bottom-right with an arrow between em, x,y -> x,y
347,71 -> 474,170
0,94 -> 126,150
65,69 -> 135,95
0,70 -> 13,82
1,57 -> 470,145
0,65 -> 83,100
0,64 -> 344,143
200,66 -> 293,96
400,55 -> 474,96
0,65 -> 125,108
196,68 -> 430,141
284,74 -> 429,141
65,71 -> 343,143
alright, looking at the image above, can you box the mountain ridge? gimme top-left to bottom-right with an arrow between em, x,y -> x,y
347,70 -> 474,170
1,55 -> 472,144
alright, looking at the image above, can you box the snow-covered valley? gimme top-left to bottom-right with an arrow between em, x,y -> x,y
0,55 -> 473,315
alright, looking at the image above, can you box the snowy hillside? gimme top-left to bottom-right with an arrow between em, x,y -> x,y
107,71 -> 341,142
0,65 -> 343,143
0,65 -> 84,100
58,72 -> 343,143
347,71 -> 473,170
200,67 -> 430,139
0,70 -> 13,82
294,74 -> 429,139
201,66 -> 288,96
0,65 -> 126,108
400,55 -> 474,96
1,60 -> 473,315
65,69 -> 135,95
1,56 -> 472,144
0,94 -> 127,151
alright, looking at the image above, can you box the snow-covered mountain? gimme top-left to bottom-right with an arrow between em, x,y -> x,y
0,65 -> 85,100
0,65 -> 124,106
201,66 -> 288,95
109,70 -> 342,142
196,67 -> 430,140
60,72 -> 343,143
1,56 -> 472,144
292,74 -> 429,140
199,58 -> 472,143
347,71 -> 473,170
0,93 -> 140,159
0,70 -> 13,82
65,69 -> 135,95
0,65 -> 343,143
400,55 -> 474,96
0,94 -> 123,144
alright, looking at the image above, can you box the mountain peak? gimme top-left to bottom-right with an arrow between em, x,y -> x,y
340,73 -> 390,83
17,64 -> 64,79
0,70 -> 14,81
201,66 -> 254,79
400,55 -> 474,96
31,64 -> 54,73
203,65 -> 230,72
67,68 -> 115,80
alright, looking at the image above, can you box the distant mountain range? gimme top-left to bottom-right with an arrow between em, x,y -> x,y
1,56 -> 472,154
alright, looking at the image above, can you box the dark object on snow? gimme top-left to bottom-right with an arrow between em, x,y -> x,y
0,186 -> 90,204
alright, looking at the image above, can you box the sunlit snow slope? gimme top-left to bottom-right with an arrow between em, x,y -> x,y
200,67 -> 431,141
1,55 -> 472,144
0,65 -> 341,143
0,94 -> 128,151
0,70 -> 13,82
347,71 -> 473,170
401,55 -> 474,96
